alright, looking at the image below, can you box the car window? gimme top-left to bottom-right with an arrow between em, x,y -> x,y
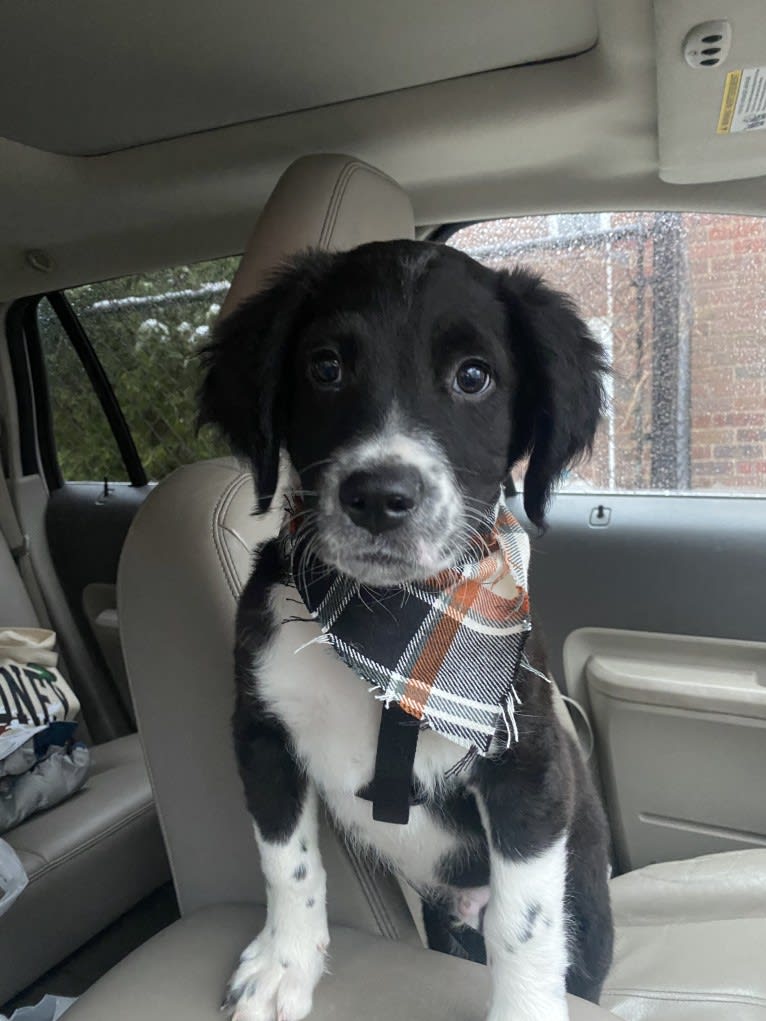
448,212 -> 766,495
37,256 -> 238,482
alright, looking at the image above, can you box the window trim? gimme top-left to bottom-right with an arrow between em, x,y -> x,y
46,291 -> 148,487
25,297 -> 66,488
26,292 -> 148,490
5,296 -> 54,480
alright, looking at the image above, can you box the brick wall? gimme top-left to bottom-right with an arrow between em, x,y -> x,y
450,213 -> 766,492
685,214 -> 766,489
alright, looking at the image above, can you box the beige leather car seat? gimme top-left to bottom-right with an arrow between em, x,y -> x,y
65,155 -> 766,1021
0,509 -> 168,1005
117,156 -> 418,936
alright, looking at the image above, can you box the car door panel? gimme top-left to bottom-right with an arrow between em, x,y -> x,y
527,491 -> 766,870
46,481 -> 152,726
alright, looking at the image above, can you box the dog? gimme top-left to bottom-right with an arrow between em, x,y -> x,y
199,239 -> 614,1021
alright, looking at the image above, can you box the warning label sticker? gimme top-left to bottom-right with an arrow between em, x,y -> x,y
717,67 -> 766,134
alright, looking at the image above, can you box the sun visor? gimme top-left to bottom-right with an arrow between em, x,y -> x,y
0,0 -> 598,155
655,0 -> 766,184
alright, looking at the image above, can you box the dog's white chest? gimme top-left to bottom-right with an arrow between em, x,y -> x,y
255,585 -> 465,889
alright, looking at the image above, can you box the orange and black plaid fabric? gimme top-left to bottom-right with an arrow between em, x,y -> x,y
288,500 -> 533,757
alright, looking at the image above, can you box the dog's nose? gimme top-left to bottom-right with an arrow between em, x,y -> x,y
339,466 -> 423,534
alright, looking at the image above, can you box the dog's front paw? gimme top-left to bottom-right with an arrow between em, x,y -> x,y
221,926 -> 329,1021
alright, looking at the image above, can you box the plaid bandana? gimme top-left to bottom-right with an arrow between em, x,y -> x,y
287,498 -> 532,759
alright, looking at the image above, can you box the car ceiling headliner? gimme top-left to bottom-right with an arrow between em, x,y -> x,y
0,0 -> 764,301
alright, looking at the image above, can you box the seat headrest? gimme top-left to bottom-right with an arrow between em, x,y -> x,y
220,154 -> 415,318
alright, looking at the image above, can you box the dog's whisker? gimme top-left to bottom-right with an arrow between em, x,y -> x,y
293,457 -> 335,475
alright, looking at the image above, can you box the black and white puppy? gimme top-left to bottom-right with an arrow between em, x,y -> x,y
200,240 -> 613,1021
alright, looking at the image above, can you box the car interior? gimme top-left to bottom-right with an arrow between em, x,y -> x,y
1,1 -> 765,1019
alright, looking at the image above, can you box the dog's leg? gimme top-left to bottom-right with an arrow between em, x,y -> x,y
473,732 -> 573,1021
223,708 -> 329,1021
223,785 -> 329,1021
482,829 -> 570,1021
560,750 -> 614,1003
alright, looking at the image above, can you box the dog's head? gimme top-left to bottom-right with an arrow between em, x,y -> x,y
200,240 -> 607,585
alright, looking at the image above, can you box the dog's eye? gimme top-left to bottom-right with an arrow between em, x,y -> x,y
310,350 -> 342,386
453,360 -> 492,395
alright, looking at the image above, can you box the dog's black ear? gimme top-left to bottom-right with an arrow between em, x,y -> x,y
499,267 -> 609,529
198,251 -> 334,512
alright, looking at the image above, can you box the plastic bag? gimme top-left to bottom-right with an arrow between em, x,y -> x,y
0,837 -> 28,917
0,744 -> 91,834
0,995 -> 77,1020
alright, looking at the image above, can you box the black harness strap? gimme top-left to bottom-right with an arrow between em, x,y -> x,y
358,704 -> 421,824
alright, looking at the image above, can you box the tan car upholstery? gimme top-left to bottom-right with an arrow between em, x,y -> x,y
117,458 -> 413,939
71,155 -> 766,1020
604,849 -> 766,1020
220,152 -> 415,317
0,521 -> 168,1004
62,904 -> 616,1021
55,852 -> 766,1021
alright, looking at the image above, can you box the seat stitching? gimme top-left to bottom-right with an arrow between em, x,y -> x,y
615,915 -> 766,927
212,472 -> 252,600
342,843 -> 398,940
325,163 -> 395,248
220,526 -> 254,580
334,832 -> 384,935
20,802 -> 154,881
220,477 -> 262,591
357,856 -> 398,939
319,161 -> 398,250
327,816 -> 398,940
613,872 -> 746,889
603,988 -> 766,1007
318,160 -> 359,248
211,474 -> 244,598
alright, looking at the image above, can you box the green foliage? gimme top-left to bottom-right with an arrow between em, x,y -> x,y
39,256 -> 240,482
